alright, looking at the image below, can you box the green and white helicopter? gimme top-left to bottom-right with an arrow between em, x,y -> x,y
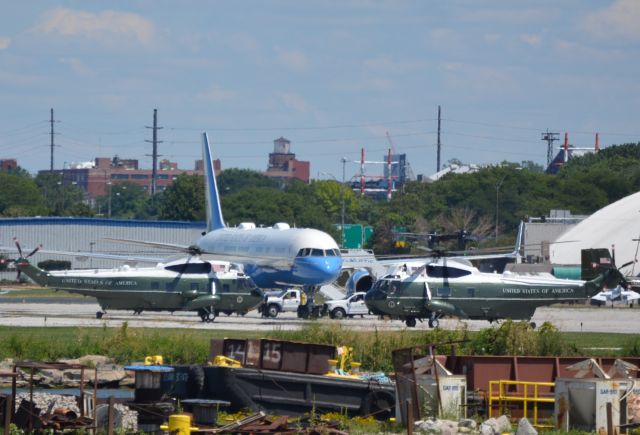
8,240 -> 264,322
364,248 -> 629,328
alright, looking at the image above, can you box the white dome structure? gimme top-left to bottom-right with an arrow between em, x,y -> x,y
550,191 -> 640,276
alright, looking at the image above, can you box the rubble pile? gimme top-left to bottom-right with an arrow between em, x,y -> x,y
414,415 -> 538,435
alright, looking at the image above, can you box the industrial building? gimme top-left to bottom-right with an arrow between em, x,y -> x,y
0,217 -> 206,279
264,137 -> 310,184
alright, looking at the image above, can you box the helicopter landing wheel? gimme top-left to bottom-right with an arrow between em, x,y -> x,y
96,311 -> 104,319
529,321 -> 536,329
405,317 -> 417,328
428,317 -> 439,328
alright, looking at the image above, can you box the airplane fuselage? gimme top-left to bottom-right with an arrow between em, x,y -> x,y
196,225 -> 342,288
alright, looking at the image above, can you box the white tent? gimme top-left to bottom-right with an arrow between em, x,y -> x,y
550,191 -> 640,276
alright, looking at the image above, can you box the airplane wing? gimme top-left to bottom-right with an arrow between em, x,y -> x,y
591,292 -> 609,302
622,290 -> 640,302
103,238 -> 293,268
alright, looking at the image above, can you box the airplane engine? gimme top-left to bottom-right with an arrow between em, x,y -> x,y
346,269 -> 375,296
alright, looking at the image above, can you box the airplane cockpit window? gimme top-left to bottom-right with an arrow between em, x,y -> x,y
325,249 -> 337,256
311,248 -> 324,256
296,248 -> 312,257
165,262 -> 212,274
426,265 -> 471,278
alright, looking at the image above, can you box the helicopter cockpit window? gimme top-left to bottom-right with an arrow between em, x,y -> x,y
190,283 -> 199,291
426,265 -> 471,278
436,287 -> 451,297
165,262 -> 212,274
151,282 -> 159,290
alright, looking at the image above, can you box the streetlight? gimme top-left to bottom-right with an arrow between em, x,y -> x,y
106,182 -> 113,218
495,175 -> 507,241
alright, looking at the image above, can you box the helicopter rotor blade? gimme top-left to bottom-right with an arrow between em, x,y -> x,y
13,238 -> 23,257
26,244 -> 43,259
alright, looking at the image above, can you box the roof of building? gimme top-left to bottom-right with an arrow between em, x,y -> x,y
550,190 -> 640,276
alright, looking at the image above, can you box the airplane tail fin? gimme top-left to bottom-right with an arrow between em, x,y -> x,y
202,132 -> 225,231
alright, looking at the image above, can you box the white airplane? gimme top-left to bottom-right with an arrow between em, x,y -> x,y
107,133 -> 343,290
591,285 -> 640,305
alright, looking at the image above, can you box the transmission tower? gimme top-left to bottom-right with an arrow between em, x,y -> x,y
541,130 -> 559,167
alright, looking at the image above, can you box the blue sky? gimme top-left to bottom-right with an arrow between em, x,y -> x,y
1,1 -> 639,180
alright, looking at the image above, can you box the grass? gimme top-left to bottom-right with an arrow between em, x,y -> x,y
1,321 -> 639,370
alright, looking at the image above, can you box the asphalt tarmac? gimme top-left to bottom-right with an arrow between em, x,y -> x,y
0,300 -> 638,333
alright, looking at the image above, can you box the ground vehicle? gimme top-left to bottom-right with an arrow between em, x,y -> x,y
262,289 -> 304,318
322,292 -> 369,319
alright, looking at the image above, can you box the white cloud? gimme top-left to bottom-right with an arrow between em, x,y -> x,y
277,92 -> 309,113
34,7 -> 156,47
520,34 -> 542,47
275,47 -> 310,72
197,85 -> 237,103
0,37 -> 10,50
59,57 -> 94,76
582,0 -> 640,40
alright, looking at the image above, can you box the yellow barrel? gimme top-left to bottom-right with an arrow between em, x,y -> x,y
160,414 -> 199,435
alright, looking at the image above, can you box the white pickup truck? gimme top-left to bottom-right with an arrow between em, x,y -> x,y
262,289 -> 305,318
321,292 -> 369,319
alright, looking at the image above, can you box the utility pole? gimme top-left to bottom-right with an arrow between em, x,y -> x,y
436,105 -> 442,172
341,157 -> 347,248
541,130 -> 559,168
49,108 -> 55,171
145,109 -> 163,195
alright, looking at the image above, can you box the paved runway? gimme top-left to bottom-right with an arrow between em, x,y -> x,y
0,301 -> 638,333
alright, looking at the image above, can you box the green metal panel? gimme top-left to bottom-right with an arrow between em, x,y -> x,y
552,266 -> 582,280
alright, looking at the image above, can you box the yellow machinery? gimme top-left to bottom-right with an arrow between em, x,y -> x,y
160,414 -> 199,435
210,355 -> 242,367
326,346 -> 362,379
488,380 -> 555,428
144,355 -> 164,365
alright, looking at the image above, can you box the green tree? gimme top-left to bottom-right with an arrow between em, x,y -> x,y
0,172 -> 47,216
217,168 -> 279,196
157,174 -> 205,221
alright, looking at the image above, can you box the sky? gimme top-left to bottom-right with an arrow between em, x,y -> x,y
1,1 -> 639,180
